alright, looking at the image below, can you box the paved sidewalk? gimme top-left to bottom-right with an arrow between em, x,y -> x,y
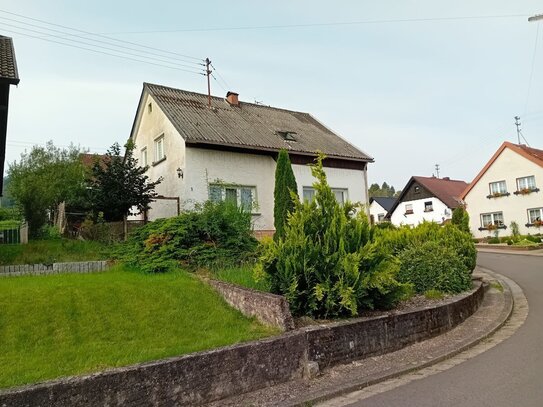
206,269 -> 514,407
476,247 -> 543,256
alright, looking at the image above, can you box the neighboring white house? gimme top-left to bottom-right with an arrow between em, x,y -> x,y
369,196 -> 396,224
129,83 -> 373,236
386,176 -> 468,227
460,141 -> 543,239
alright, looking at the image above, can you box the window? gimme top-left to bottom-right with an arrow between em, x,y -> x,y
405,204 -> 414,214
377,214 -> 385,222
414,186 -> 420,194
528,208 -> 543,224
489,181 -> 507,195
517,176 -> 536,191
208,184 -> 256,211
303,187 -> 348,205
424,201 -> 433,212
148,102 -> 152,113
276,131 -> 297,142
481,212 -> 504,228
153,135 -> 165,163
140,148 -> 147,167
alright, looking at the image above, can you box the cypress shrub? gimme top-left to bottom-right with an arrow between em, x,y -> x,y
273,149 -> 298,240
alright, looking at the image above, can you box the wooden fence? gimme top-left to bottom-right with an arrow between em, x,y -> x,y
0,222 -> 28,245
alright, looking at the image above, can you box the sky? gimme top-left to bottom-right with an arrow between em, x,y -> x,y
1,0 -> 543,191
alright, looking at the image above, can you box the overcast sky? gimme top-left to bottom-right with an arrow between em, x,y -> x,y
2,1 -> 542,190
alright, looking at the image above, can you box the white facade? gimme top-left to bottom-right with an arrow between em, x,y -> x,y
463,146 -> 543,239
369,201 -> 387,223
131,94 -> 369,230
389,197 -> 452,227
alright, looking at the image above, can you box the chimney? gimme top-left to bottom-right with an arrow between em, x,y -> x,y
443,177 -> 450,181
226,91 -> 239,106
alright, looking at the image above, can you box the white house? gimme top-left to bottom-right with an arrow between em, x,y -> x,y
386,176 -> 468,227
129,83 -> 373,236
460,141 -> 543,239
369,196 -> 396,224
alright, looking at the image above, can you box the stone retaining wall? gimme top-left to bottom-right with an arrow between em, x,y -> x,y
306,281 -> 485,369
0,281 -> 484,406
0,261 -> 109,277
208,279 -> 295,331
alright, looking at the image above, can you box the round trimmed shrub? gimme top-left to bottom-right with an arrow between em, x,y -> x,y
397,241 -> 472,294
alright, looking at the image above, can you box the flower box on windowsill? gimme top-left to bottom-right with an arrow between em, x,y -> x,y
526,221 -> 542,228
478,225 -> 507,231
423,209 -> 434,212
486,192 -> 510,199
404,210 -> 414,215
513,188 -> 540,196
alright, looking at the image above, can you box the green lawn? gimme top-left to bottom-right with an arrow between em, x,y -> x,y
0,265 -> 276,389
0,239 -> 109,265
213,266 -> 271,292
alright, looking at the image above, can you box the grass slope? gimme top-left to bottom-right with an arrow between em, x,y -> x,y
0,239 -> 108,265
214,266 -> 271,292
0,266 -> 276,389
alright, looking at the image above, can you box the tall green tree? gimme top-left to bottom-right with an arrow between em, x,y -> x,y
8,142 -> 85,236
88,141 -> 161,221
273,149 -> 298,239
451,207 -> 470,234
369,182 -> 400,198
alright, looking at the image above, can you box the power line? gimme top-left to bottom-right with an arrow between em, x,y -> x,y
210,63 -> 231,90
0,9 -> 203,61
0,21 -> 206,71
0,15 -> 205,67
0,27 -> 206,75
98,14 -> 529,35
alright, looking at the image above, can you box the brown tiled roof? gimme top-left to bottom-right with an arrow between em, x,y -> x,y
460,141 -> 543,199
413,176 -> 468,209
0,35 -> 19,85
386,176 -> 468,219
80,153 -> 110,169
138,83 -> 373,162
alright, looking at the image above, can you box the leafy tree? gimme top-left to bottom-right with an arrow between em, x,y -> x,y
369,181 -> 400,198
273,149 -> 298,240
451,207 -> 470,234
8,142 -> 85,236
88,141 -> 161,221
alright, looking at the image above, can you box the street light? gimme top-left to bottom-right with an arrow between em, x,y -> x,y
528,14 -> 543,22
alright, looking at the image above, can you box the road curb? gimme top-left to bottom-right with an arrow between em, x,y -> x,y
294,270 -> 515,407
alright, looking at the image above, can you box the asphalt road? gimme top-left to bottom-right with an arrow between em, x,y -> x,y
338,252 -> 543,407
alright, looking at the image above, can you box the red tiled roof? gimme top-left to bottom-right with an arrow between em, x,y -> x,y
413,176 -> 468,209
80,153 -> 110,169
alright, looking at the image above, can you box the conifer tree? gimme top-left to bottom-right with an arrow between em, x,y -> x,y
273,149 -> 298,239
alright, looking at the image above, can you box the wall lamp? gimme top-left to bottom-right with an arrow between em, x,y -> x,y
176,168 -> 184,179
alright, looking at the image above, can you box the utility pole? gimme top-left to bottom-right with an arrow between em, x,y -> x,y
435,164 -> 440,178
528,14 -> 543,22
515,116 -> 521,144
205,57 -> 212,108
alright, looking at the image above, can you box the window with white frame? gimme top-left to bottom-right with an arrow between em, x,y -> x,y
140,147 -> 147,167
489,181 -> 507,195
303,187 -> 348,205
208,184 -> 256,211
154,135 -> 165,163
377,213 -> 385,222
405,203 -> 414,214
528,208 -> 542,224
517,176 -> 536,191
481,212 -> 504,228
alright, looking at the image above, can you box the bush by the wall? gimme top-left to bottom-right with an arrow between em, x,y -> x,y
115,200 -> 258,273
397,241 -> 472,294
256,155 -> 410,318
487,237 -> 500,244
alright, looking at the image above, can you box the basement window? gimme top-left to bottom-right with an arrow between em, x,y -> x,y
275,131 -> 297,142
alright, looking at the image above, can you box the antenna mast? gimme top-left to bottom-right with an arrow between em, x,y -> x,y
205,57 -> 212,108
514,116 -> 521,144
435,164 -> 440,178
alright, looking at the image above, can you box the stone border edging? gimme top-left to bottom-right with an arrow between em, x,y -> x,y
294,271 -> 514,406
0,280 -> 485,406
476,243 -> 543,251
207,278 -> 295,331
0,261 -> 110,277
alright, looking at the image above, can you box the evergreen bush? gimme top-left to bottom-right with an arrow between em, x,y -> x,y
451,207 -> 470,234
273,149 -> 298,240
115,200 -> 258,272
397,241 -> 472,294
256,154 -> 410,318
